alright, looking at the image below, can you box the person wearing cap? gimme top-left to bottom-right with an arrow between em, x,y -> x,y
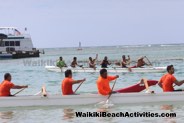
158,65 -> 184,92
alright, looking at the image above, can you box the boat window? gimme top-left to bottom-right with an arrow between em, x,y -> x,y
15,41 -> 20,46
0,41 -> 4,47
5,41 -> 9,46
10,41 -> 15,46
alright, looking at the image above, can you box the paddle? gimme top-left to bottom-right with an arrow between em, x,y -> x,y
34,90 -> 42,95
98,79 -> 117,108
74,79 -> 85,93
145,56 -> 152,66
13,88 -> 26,96
105,79 -> 117,103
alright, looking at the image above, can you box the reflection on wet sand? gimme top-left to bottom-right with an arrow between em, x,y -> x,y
63,108 -> 75,120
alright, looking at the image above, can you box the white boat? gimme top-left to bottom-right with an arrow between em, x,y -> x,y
0,92 -> 184,108
45,66 -> 166,73
0,27 -> 40,59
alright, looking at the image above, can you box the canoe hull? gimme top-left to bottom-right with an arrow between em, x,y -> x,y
0,92 -> 184,108
45,66 -> 166,73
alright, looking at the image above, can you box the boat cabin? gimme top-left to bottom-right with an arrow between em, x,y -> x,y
0,27 -> 40,59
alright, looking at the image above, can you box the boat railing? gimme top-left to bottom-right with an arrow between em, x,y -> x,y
0,27 -> 31,38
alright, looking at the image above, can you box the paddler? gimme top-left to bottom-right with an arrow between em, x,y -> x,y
121,55 -> 129,68
89,54 -> 98,69
0,73 -> 28,96
131,56 -> 150,68
121,55 -> 132,72
56,57 -> 67,68
62,69 -> 86,95
126,55 -> 131,65
115,55 -> 131,67
100,56 -> 111,68
70,57 -> 83,68
96,69 -> 119,95
158,65 -> 184,92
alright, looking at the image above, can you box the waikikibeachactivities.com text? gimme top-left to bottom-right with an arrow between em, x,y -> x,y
75,112 -> 176,118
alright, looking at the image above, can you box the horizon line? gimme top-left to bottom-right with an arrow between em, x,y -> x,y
36,42 -> 184,49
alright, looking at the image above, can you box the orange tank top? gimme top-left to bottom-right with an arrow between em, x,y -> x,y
96,76 -> 116,95
160,73 -> 176,92
0,80 -> 14,96
62,77 -> 74,95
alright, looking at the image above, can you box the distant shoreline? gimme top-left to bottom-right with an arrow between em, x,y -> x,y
38,43 -> 184,49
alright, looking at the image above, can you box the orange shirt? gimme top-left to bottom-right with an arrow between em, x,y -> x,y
96,76 -> 116,95
160,73 -> 176,92
62,77 -> 74,95
0,80 -> 14,96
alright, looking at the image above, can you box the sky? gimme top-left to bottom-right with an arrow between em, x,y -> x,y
1,0 -> 184,48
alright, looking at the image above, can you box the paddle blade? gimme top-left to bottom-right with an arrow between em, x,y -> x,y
95,101 -> 106,107
102,99 -> 114,108
95,100 -> 114,109
102,103 -> 114,109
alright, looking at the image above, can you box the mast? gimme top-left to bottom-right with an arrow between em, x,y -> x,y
78,42 -> 82,50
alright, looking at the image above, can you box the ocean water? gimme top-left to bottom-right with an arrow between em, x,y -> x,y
0,44 -> 184,123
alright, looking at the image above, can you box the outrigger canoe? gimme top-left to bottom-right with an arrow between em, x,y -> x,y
0,80 -> 160,108
45,66 -> 166,73
0,92 -> 184,108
